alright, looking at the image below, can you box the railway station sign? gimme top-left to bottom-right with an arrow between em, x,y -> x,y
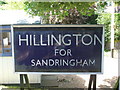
12,25 -> 104,74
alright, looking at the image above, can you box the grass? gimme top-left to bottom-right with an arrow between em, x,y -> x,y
1,84 -> 52,90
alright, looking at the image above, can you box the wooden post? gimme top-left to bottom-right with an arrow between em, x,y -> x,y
93,75 -> 96,89
88,74 -> 97,90
20,74 -> 24,90
20,74 -> 31,90
111,49 -> 114,58
24,74 -> 31,89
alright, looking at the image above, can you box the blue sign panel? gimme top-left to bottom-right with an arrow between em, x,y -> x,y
12,25 -> 104,73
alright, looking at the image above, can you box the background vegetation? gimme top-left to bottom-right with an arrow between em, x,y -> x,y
23,2 -> 120,49
0,1 -> 120,49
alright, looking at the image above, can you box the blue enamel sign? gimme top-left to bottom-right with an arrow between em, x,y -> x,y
12,25 -> 104,74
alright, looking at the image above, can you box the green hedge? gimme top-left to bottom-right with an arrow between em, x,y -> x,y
115,13 -> 120,41
97,13 -> 120,44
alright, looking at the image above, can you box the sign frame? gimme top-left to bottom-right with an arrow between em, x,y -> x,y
12,24 -> 104,74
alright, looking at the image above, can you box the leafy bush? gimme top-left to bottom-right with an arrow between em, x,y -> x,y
97,13 -> 120,43
97,13 -> 111,44
115,13 -> 120,41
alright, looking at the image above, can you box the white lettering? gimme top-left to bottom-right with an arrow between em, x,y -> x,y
40,35 -> 47,46
94,34 -> 102,45
62,34 -> 71,45
51,34 -> 61,46
82,34 -> 93,45
33,35 -> 40,46
19,35 -> 29,46
73,34 -> 81,45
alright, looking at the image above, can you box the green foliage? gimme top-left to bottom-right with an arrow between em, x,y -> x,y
115,1 -> 120,6
0,1 -> 7,10
86,15 -> 98,24
114,77 -> 119,90
24,2 -> 96,24
0,1 -> 25,10
24,2 -> 95,16
115,13 -> 120,41
97,13 -> 120,44
0,1 -> 7,5
95,1 -> 107,14
97,13 -> 111,43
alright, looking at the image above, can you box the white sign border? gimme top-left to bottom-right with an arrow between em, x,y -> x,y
12,24 -> 104,74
